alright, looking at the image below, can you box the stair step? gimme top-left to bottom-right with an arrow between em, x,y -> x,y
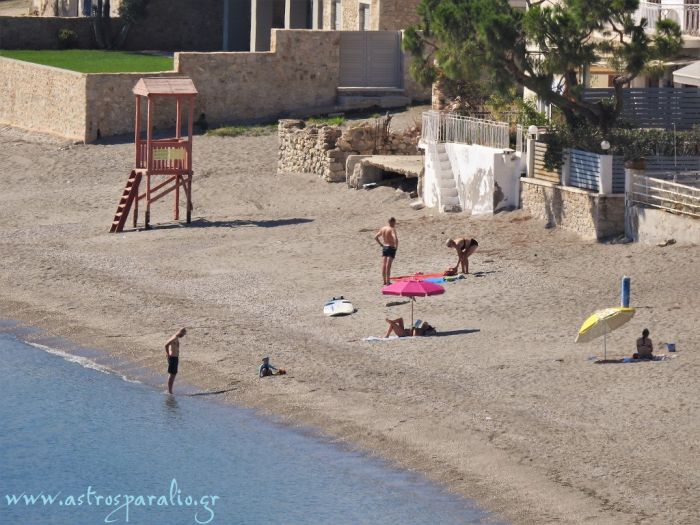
440,188 -> 459,198
440,196 -> 460,206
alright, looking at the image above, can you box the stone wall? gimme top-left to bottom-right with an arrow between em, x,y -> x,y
378,0 -> 421,30
125,0 -> 224,52
278,117 -> 420,182
0,16 -> 95,49
84,71 -> 183,139
1,0 -> 225,51
320,0 -> 420,30
278,120 -> 345,181
0,57 -> 87,141
521,178 -> 625,240
1,29 -> 426,142
178,30 -> 342,126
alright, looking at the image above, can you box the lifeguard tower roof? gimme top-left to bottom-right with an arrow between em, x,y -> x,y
133,77 -> 198,97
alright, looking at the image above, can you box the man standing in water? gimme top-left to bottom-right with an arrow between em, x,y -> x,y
374,217 -> 398,285
164,328 -> 186,394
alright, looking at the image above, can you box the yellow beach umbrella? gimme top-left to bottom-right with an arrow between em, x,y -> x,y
575,307 -> 636,360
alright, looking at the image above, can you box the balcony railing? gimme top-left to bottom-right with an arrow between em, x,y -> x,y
637,1 -> 700,37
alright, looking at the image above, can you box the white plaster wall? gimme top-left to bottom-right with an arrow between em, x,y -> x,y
420,142 -> 440,209
626,205 -> 700,245
444,144 -> 522,215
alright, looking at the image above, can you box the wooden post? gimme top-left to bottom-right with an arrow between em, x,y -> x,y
133,178 -> 139,228
175,175 -> 180,220
187,96 -> 194,223
134,96 -> 141,167
176,98 -> 182,140
146,97 -> 153,229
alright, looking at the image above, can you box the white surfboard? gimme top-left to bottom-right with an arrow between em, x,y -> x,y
324,298 -> 355,317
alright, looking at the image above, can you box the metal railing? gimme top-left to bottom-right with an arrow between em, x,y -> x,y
637,1 -> 700,36
421,111 -> 511,150
628,172 -> 700,219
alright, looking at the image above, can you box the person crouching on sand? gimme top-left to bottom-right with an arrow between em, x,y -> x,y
446,237 -> 478,274
164,328 -> 186,394
259,357 -> 277,377
375,217 -> 398,286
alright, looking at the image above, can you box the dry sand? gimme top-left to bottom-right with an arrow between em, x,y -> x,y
0,123 -> 698,524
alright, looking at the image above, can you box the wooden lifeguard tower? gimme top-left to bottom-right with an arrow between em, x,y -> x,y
110,77 -> 198,233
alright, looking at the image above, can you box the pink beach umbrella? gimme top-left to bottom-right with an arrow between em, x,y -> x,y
382,280 -> 445,327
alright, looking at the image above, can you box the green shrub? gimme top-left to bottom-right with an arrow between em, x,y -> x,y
541,124 -> 700,168
307,116 -> 346,126
58,29 -> 79,49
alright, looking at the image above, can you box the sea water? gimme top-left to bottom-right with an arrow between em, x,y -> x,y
0,333 -> 505,525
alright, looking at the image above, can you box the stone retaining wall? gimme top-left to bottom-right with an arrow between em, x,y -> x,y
0,29 -> 426,142
0,57 -> 87,141
1,1 -> 224,51
521,178 -> 625,240
278,117 -> 420,182
278,120 -> 345,182
0,16 -> 95,49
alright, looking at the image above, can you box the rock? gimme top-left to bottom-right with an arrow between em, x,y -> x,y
410,199 -> 425,210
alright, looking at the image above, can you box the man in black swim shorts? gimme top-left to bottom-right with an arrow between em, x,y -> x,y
374,217 -> 398,285
164,328 -> 186,394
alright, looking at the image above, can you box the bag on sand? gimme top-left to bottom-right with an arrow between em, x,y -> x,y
444,268 -> 457,276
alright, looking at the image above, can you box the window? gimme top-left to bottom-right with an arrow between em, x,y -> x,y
332,0 -> 342,30
359,3 -> 370,30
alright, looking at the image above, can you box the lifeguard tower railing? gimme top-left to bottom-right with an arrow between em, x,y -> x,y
136,138 -> 191,174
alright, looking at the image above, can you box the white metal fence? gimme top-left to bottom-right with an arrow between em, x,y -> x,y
421,110 -> 513,150
637,1 -> 700,36
627,172 -> 700,219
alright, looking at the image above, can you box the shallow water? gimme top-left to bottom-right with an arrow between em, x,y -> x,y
0,333 -> 505,525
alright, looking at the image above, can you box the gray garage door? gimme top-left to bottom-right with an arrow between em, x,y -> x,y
340,31 -> 402,88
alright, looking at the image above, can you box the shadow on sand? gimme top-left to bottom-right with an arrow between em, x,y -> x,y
186,388 -> 238,397
434,328 -> 480,337
149,217 -> 314,230
471,271 -> 498,277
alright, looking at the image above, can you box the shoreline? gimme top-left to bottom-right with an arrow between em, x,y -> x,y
0,316 -> 507,524
1,128 -> 698,524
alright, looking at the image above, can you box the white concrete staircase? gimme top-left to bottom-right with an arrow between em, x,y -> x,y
434,144 -> 461,213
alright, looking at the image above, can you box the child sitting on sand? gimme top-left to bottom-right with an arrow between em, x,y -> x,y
384,318 -> 436,338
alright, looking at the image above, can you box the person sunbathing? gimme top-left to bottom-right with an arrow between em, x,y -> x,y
384,318 -> 436,338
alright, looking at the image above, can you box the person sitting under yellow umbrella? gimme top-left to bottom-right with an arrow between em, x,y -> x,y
575,307 -> 636,361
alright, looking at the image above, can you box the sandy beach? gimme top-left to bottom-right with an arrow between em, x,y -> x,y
0,122 -> 698,524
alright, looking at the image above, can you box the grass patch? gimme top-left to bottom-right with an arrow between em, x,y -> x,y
0,50 -> 173,73
307,115 -> 346,126
206,123 -> 278,138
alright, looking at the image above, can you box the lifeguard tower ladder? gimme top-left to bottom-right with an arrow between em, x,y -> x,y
110,77 -> 198,233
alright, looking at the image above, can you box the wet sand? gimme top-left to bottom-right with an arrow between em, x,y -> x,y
1,124 -> 698,524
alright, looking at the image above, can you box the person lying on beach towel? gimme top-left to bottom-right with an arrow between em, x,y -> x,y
384,318 -> 436,338
446,237 -> 478,274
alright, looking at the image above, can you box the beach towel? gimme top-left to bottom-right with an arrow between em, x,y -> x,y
425,275 -> 466,284
363,336 -> 416,342
391,272 -> 446,282
589,354 -> 674,364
